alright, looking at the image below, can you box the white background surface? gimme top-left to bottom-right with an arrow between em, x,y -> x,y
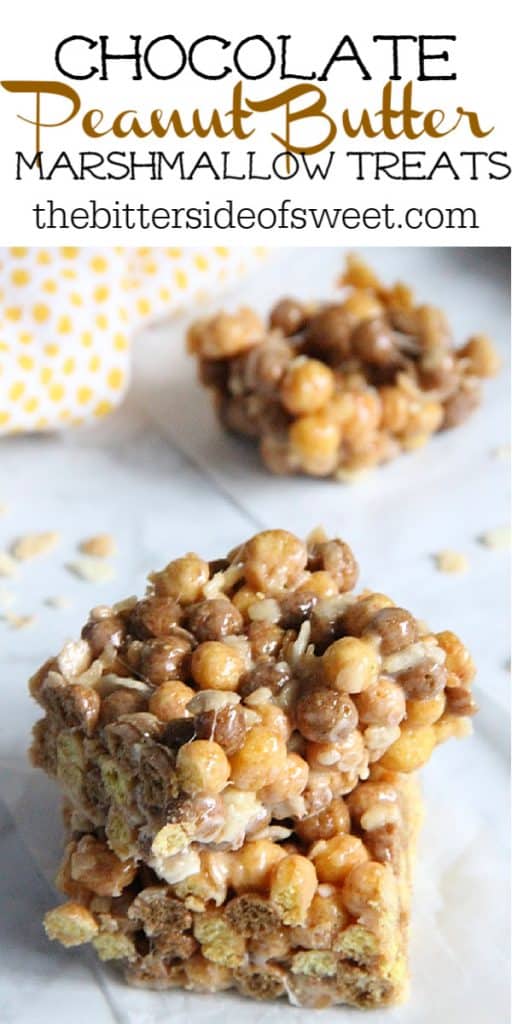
0,247 -> 509,1022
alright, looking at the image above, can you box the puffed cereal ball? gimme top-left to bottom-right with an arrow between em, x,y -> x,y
295,797 -> 351,844
295,687 -> 358,743
280,358 -> 335,416
243,530 -> 307,596
152,553 -> 210,603
341,860 -> 398,919
229,726 -> 287,790
355,677 -> 406,727
406,693 -> 446,726
149,680 -> 195,722
339,594 -> 394,636
363,606 -> 418,655
258,753 -> 309,805
289,414 -> 340,476
459,334 -> 500,377
322,637 -> 380,694
191,641 -> 245,692
176,740 -> 230,795
187,308 -> 264,359
342,290 -> 383,324
269,297 -> 307,336
270,854 -> 318,925
311,834 -> 369,884
379,724 -> 437,772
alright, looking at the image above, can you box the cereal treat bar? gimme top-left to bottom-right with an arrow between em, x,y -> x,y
44,770 -> 422,1009
187,254 -> 500,480
30,528 -> 476,1007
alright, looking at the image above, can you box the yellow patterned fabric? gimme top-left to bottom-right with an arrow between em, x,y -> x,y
0,247 -> 266,434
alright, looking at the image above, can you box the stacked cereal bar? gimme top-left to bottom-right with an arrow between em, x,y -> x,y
32,529 -> 476,1008
44,771 -> 421,1008
187,255 -> 500,479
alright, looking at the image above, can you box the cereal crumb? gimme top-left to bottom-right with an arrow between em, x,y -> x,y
67,558 -> 115,584
79,533 -> 117,559
2,611 -> 36,630
0,503 -> 9,517
0,588 -> 15,610
45,595 -> 72,610
492,444 -> 511,461
0,552 -> 18,577
11,531 -> 60,562
478,526 -> 511,551
434,550 -> 469,574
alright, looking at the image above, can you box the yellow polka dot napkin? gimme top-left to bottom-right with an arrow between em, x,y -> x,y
0,247 -> 267,434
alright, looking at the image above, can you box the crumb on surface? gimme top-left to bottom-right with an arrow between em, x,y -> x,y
11,531 -> 60,561
79,533 -> 117,559
478,526 -> 511,551
492,444 -> 511,461
66,558 -> 115,584
2,611 -> 36,630
0,503 -> 9,517
0,588 -> 15,610
45,595 -> 72,610
0,552 -> 18,577
434,550 -> 469,574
